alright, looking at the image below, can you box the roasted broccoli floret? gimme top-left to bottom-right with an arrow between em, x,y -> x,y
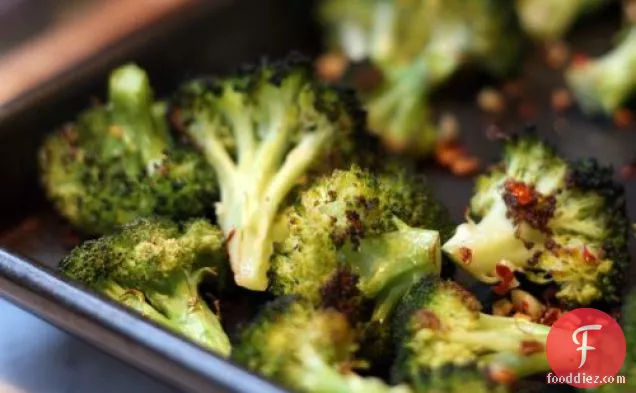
39,64 -> 218,235
391,275 -> 551,391
232,296 -> 411,393
59,216 -> 231,356
442,136 -> 630,309
516,0 -> 613,41
566,25 -> 636,116
270,164 -> 452,323
170,54 -> 365,291
319,0 -> 519,154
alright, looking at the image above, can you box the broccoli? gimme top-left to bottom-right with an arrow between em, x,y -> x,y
232,295 -> 412,393
169,54 -> 366,291
516,0 -> 613,42
269,164 -> 452,324
38,64 -> 218,235
59,216 -> 231,356
319,0 -> 519,154
566,25 -> 636,116
442,135 -> 630,309
363,58 -> 440,154
391,275 -> 551,391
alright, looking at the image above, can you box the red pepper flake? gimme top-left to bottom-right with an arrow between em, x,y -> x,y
315,52 -> 348,83
496,264 -> 515,281
493,263 -> 517,295
582,246 -> 598,264
488,368 -> 518,385
505,180 -> 534,206
451,157 -> 480,177
520,340 -> 545,355
613,108 -> 633,129
458,247 -> 473,264
551,88 -> 573,113
539,307 -> 562,326
571,53 -> 590,68
518,101 -> 538,120
435,140 -> 467,167
620,162 -> 636,180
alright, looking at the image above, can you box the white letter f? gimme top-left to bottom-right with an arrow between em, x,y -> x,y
572,324 -> 602,368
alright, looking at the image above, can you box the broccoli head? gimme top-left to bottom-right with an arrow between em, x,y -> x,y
269,164 -> 452,323
442,136 -> 630,309
38,64 -> 218,235
319,0 -> 520,154
566,25 -> 636,116
232,295 -> 411,393
391,275 -> 551,391
516,0 -> 613,42
59,216 -> 231,356
170,54 -> 366,291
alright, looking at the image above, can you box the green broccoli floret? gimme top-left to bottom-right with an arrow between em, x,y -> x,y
391,275 -> 551,391
319,0 -> 520,154
442,135 -> 630,309
269,164 -> 452,324
516,0 -> 612,41
232,295 -> 412,393
59,216 -> 231,356
169,54 -> 366,291
566,26 -> 636,116
38,64 -> 218,235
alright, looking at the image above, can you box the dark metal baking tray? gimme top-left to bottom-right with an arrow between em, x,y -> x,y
0,1 -> 634,392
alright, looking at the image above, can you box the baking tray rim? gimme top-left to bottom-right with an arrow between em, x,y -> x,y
0,248 -> 289,393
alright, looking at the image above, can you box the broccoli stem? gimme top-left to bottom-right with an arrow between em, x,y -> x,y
225,129 -> 333,291
483,351 -> 551,381
144,269 -> 231,356
337,1 -> 397,63
445,315 -> 550,354
442,200 -> 544,282
296,346 -> 411,393
367,57 -> 436,152
479,314 -> 551,338
99,281 -> 177,328
194,122 -> 237,198
368,36 -> 465,153
567,26 -> 636,115
343,220 -> 441,323
108,64 -> 172,174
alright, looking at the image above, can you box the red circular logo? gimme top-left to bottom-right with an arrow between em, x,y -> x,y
546,308 -> 626,388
